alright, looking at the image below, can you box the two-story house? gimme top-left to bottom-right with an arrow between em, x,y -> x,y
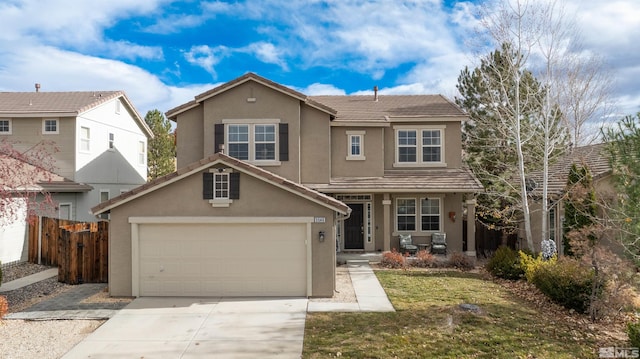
92,73 -> 482,298
0,89 -> 153,223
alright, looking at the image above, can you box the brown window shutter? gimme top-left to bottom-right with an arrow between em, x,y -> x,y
203,172 -> 213,199
279,123 -> 289,161
229,172 -> 240,199
214,124 -> 224,153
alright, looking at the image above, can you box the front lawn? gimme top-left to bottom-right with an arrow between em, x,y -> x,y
303,269 -> 627,358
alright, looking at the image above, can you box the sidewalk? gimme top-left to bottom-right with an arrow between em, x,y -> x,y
307,260 -> 395,312
0,268 -> 59,292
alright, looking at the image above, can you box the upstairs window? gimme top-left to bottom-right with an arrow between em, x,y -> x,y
0,119 -> 11,134
80,127 -> 91,152
108,133 -> 115,150
138,141 -> 145,165
43,119 -> 59,134
219,122 -> 287,164
346,131 -> 366,160
394,127 -> 445,166
228,125 -> 250,160
254,124 -> 276,160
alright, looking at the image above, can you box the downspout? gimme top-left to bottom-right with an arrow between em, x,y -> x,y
335,208 -> 352,253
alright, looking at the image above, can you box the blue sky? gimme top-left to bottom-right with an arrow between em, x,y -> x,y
0,0 -> 638,122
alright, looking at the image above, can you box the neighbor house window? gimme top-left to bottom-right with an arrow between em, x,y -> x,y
420,198 -> 441,231
254,124 -> 276,160
0,119 -> 11,134
228,124 -> 250,160
80,127 -> 90,152
108,133 -> 115,150
214,173 -> 229,199
59,203 -> 72,220
138,141 -> 145,165
396,198 -> 416,231
395,127 -> 445,166
346,131 -> 366,160
115,101 -> 121,114
99,191 -> 109,220
43,119 -> 59,134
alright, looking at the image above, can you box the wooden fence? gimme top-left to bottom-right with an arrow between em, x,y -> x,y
28,216 -> 108,284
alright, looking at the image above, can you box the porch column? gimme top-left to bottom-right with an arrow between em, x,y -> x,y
465,199 -> 477,258
383,194 -> 391,251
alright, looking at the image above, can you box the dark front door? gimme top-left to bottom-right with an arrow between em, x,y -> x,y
344,204 -> 364,250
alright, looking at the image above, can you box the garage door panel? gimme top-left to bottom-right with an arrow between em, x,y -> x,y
138,222 -> 307,297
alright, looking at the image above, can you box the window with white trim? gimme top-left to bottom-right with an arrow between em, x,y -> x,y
228,124 -> 250,160
254,124 -> 276,160
0,119 -> 11,134
99,190 -> 109,220
346,131 -> 366,160
108,133 -> 115,150
420,198 -> 441,231
396,198 -> 416,231
115,101 -> 121,114
138,141 -> 145,165
214,173 -> 229,199
395,127 -> 445,166
80,127 -> 90,152
43,119 -> 59,134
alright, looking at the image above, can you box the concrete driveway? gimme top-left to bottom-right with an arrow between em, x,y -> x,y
62,297 -> 308,359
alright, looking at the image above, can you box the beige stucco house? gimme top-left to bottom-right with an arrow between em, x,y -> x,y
92,73 -> 482,298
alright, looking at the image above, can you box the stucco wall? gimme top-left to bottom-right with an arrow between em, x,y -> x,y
331,127 -> 385,178
175,106 -> 205,168
300,106 -> 332,184
108,165 -> 337,297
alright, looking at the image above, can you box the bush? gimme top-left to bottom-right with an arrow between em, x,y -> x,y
627,321 -> 640,347
529,257 -> 598,313
447,252 -> 474,271
519,251 -> 556,283
412,250 -> 436,268
0,296 -> 7,319
381,249 -> 406,269
486,246 -> 524,280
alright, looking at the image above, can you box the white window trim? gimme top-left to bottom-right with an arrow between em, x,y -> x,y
0,119 -> 11,135
99,190 -> 110,220
115,101 -> 121,114
393,125 -> 446,167
208,168 -> 233,207
394,195 -> 444,235
43,118 -> 59,134
80,126 -> 91,153
225,123 -> 281,166
346,130 -> 366,160
108,133 -> 115,151
420,197 -> 442,232
138,141 -> 146,165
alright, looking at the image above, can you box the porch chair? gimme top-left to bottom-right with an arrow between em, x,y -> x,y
399,234 -> 418,255
430,233 -> 447,255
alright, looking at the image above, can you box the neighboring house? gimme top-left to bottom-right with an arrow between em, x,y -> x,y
0,89 -> 153,222
91,73 -> 482,298
522,143 -> 615,254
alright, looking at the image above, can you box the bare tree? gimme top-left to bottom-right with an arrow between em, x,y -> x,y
0,139 -> 58,227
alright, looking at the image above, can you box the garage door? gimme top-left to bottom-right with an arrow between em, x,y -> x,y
137,222 -> 307,297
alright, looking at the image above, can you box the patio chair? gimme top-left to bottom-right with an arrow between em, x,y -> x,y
430,233 -> 447,255
399,234 -> 418,255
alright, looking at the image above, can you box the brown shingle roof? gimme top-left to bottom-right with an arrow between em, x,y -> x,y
528,143 -> 611,197
309,95 -> 466,122
308,168 -> 484,193
91,152 -> 350,215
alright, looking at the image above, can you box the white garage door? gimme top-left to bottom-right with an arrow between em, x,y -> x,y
137,222 -> 308,297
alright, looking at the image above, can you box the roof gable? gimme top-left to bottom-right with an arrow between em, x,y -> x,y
166,73 -> 337,120
91,152 -> 349,215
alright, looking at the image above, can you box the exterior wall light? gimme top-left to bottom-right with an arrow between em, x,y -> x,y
319,231 -> 325,242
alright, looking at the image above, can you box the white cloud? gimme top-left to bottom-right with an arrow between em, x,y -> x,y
183,45 -> 230,78
243,42 -> 288,69
297,83 -> 346,96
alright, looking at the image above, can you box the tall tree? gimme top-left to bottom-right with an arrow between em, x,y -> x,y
0,140 -> 57,227
144,110 -> 175,180
562,163 -> 597,256
603,113 -> 640,265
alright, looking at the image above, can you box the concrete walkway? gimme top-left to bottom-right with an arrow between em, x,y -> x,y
307,260 -> 395,312
0,268 -> 58,292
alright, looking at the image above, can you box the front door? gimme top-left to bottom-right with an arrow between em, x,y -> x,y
344,204 -> 364,250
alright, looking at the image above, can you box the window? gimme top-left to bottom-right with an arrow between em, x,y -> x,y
108,133 -> 115,150
395,127 -> 445,166
254,124 -> 276,160
0,119 -> 11,134
421,198 -> 441,231
138,141 -> 145,165
396,198 -> 416,231
346,131 -> 366,160
80,127 -> 90,152
214,173 -> 229,199
43,119 -> 58,134
549,207 -> 556,240
99,191 -> 109,220
59,203 -> 72,220
115,101 -> 121,114
228,125 -> 250,160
